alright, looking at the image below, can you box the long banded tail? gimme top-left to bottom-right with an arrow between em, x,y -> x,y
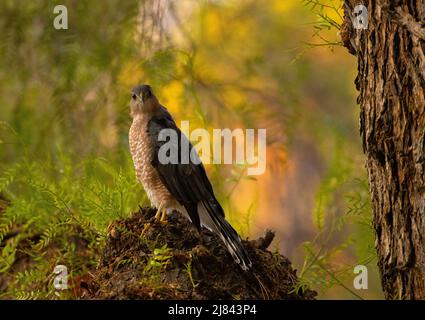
198,201 -> 252,271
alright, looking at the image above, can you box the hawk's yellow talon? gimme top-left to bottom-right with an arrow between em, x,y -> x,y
159,210 -> 168,224
154,205 -> 162,220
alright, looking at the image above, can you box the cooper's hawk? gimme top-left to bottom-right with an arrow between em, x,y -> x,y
129,84 -> 252,271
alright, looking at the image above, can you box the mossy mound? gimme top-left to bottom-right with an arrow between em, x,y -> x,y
82,207 -> 316,300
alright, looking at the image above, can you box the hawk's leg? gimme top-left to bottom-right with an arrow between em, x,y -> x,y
154,204 -> 163,220
141,204 -> 167,237
141,204 -> 162,236
159,209 -> 167,224
155,203 -> 167,224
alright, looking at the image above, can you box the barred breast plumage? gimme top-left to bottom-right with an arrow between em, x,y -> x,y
128,115 -> 178,211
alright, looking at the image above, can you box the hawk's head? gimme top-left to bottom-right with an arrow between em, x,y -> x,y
130,84 -> 159,117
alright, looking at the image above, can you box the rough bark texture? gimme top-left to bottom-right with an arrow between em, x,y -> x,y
342,1 -> 425,299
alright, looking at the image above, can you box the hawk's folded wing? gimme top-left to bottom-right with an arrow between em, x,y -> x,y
147,107 -> 224,231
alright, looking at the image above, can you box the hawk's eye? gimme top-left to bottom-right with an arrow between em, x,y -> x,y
131,93 -> 137,100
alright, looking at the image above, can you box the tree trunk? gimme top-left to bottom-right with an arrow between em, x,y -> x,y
341,0 -> 425,299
